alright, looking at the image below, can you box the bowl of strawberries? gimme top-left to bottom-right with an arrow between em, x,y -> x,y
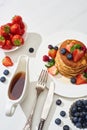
0,15 -> 27,52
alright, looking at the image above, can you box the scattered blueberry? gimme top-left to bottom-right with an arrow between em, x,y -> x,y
0,76 -> 6,82
3,69 -> 9,75
48,44 -> 53,49
70,99 -> 87,129
60,48 -> 66,55
56,99 -> 62,105
70,77 -> 76,84
63,125 -> 70,130
29,47 -> 34,53
55,118 -> 61,125
67,53 -> 73,60
60,111 -> 66,117
54,46 -> 58,50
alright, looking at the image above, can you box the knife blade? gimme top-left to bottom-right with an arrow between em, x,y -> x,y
38,81 -> 54,130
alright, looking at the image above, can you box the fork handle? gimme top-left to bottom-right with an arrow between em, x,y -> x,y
38,119 -> 45,130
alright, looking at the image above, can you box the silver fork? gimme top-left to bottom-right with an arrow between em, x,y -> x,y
23,69 -> 48,130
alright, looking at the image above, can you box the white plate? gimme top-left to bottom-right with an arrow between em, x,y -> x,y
37,31 -> 87,98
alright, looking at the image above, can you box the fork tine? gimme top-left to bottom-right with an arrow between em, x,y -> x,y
42,70 -> 48,83
38,70 -> 47,82
38,69 -> 44,83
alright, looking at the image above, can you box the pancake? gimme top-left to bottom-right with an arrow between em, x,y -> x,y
55,39 -> 87,78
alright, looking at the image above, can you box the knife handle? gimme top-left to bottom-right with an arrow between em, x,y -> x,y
38,119 -> 45,130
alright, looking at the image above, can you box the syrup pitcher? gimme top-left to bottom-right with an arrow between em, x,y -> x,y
5,55 -> 29,116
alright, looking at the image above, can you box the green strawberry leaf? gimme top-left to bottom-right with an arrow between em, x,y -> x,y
45,58 -> 55,68
0,36 -> 5,41
14,40 -> 21,46
70,44 -> 81,52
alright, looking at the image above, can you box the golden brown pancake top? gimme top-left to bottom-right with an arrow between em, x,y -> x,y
57,39 -> 87,68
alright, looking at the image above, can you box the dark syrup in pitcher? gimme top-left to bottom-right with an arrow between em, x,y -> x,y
8,72 -> 25,100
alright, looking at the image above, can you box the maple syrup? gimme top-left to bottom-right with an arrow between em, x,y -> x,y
8,72 -> 25,100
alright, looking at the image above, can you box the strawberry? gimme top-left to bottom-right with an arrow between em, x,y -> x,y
2,40 -> 12,50
0,35 -> 5,46
48,65 -> 58,76
66,42 -> 75,52
48,49 -> 57,58
0,24 -> 10,37
2,56 -> 13,67
12,15 -> 22,24
76,73 -> 87,85
10,23 -> 21,35
73,49 -> 85,62
12,34 -> 24,46
19,29 -> 25,35
20,22 -> 25,29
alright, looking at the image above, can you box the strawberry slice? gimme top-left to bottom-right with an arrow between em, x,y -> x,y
48,49 -> 57,58
66,42 -> 75,52
73,49 -> 85,62
76,74 -> 87,85
48,65 -> 58,76
2,56 -> 13,67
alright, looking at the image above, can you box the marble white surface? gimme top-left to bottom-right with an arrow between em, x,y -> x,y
0,0 -> 87,130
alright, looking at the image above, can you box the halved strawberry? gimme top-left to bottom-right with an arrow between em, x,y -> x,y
76,73 -> 87,85
73,49 -> 85,62
48,49 -> 57,58
66,42 -> 75,52
48,65 -> 58,76
2,56 -> 13,67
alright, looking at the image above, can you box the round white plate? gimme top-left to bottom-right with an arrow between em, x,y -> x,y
37,31 -> 87,98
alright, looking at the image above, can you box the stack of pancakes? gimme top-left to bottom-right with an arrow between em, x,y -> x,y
55,40 -> 87,78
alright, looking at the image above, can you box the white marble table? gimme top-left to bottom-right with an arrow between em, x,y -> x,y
0,0 -> 87,130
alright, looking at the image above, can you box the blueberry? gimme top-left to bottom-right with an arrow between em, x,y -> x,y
85,105 -> 87,110
70,77 -> 76,84
48,44 -> 53,49
0,76 -> 6,82
67,53 -> 73,60
72,117 -> 78,123
82,123 -> 87,128
63,125 -> 70,130
76,122 -> 82,128
83,100 -> 87,105
60,111 -> 66,117
74,112 -> 80,117
55,118 -> 61,125
71,106 -> 77,114
85,115 -> 87,120
60,48 -> 66,54
29,47 -> 34,53
54,46 -> 58,50
76,100 -> 83,107
77,106 -> 82,112
70,99 -> 87,129
56,99 -> 62,105
3,69 -> 9,75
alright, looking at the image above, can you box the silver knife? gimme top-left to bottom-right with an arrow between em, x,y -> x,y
38,81 -> 55,130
